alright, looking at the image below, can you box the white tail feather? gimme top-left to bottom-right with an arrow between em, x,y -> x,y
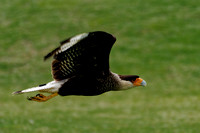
13,79 -> 68,94
21,85 -> 52,93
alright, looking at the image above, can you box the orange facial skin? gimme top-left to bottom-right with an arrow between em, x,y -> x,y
133,78 -> 144,86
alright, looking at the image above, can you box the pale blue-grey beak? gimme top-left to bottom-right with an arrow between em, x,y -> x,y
141,80 -> 147,86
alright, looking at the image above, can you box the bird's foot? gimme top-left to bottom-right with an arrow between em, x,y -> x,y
27,93 -> 58,102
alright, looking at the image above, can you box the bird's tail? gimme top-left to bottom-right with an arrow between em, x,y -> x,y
12,80 -> 67,95
12,83 -> 48,95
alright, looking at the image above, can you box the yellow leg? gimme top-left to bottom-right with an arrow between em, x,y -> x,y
27,93 -> 58,102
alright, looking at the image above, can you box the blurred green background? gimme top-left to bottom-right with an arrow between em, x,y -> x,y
0,0 -> 200,132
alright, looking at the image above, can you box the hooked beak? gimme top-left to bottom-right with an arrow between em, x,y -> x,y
133,78 -> 147,87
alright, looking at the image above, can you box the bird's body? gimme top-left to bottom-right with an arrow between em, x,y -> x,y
13,31 -> 146,102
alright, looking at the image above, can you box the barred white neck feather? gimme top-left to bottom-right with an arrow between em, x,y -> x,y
119,80 -> 133,90
111,72 -> 133,90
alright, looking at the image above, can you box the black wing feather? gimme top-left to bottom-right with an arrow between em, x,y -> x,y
44,47 -> 59,60
44,31 -> 116,81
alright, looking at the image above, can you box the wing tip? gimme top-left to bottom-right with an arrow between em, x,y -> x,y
44,47 -> 60,61
44,53 -> 52,61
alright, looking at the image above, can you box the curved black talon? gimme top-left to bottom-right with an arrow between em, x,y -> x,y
36,94 -> 41,97
36,94 -> 45,98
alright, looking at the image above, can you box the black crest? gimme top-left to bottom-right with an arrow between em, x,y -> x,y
119,75 -> 139,81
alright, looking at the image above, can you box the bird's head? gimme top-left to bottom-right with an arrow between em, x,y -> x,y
118,75 -> 147,89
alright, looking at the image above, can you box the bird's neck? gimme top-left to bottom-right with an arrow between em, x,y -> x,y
111,72 -> 133,91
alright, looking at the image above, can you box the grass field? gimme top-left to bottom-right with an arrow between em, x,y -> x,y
1,0 -> 200,132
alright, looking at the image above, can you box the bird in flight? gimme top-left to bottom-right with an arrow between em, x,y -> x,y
13,31 -> 146,102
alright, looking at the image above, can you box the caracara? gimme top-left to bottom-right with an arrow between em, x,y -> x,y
13,31 -> 146,102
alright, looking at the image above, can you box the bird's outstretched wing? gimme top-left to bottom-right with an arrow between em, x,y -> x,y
44,31 -> 116,81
